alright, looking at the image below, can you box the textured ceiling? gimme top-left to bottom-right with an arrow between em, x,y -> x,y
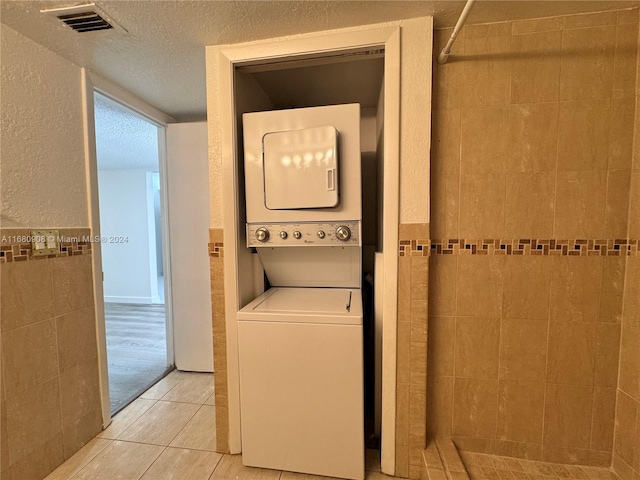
95,93 -> 159,171
1,0 -> 638,121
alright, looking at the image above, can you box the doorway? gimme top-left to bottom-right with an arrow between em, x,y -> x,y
211,24 -> 403,473
93,92 -> 173,414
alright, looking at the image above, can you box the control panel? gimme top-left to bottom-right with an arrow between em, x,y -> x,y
246,221 -> 360,247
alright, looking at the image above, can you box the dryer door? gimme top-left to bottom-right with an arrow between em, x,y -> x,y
262,126 -> 339,210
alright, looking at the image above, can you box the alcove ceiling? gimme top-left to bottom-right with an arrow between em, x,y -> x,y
1,0 -> 637,121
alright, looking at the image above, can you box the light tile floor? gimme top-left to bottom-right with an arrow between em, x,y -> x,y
46,371 -> 394,480
460,451 -> 622,480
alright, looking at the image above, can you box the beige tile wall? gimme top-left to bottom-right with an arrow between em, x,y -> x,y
397,223 -> 429,479
612,17 -> 640,480
0,228 -> 102,479
429,8 -> 639,466
208,228 -> 229,454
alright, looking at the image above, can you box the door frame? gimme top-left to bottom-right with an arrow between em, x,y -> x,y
212,24 -> 401,473
81,69 -> 176,426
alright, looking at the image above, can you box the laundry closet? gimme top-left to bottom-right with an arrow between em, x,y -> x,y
232,54 -> 384,479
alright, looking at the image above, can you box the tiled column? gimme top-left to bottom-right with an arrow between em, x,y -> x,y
208,228 -> 229,453
396,223 -> 429,479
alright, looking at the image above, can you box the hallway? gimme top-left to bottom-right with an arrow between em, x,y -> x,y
44,371 -> 388,480
105,303 -> 169,413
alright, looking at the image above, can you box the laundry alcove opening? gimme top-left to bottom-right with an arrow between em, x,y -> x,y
232,51 -> 386,450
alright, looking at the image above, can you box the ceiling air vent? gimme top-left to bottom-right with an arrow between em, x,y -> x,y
41,3 -> 127,33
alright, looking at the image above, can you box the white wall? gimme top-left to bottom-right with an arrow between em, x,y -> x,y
0,24 -> 88,228
98,168 -> 156,303
167,122 -> 214,372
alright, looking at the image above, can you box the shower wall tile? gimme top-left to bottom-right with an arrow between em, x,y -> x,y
511,17 -> 563,35
460,105 -> 509,174
617,9 -> 639,25
504,172 -> 555,238
432,29 -> 465,111
605,170 -> 632,238
0,227 -> 101,479
427,376 -> 453,436
612,22 -> 639,99
559,25 -> 616,101
498,318 -> 548,382
428,255 -> 457,317
431,108 -> 461,176
557,100 -> 611,171
458,174 -> 506,238
452,378 -> 498,438
464,21 -> 511,39
431,9 -> 638,469
618,322 -> 640,401
546,321 -> 597,386
543,385 -> 594,450
614,391 -> 638,466
591,387 -> 617,451
427,316 -> 455,377
510,31 -> 562,104
460,35 -> 511,107
595,324 -> 622,388
609,98 -> 636,169
553,171 -> 607,239
496,380 -> 545,445
549,256 -> 603,323
563,11 -> 617,29
502,256 -> 551,320
599,257 -> 627,324
628,171 -> 640,238
455,255 -> 503,318
430,174 -> 459,240
507,103 -> 558,173
454,317 -> 500,379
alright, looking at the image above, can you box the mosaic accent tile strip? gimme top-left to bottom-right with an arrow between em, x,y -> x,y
208,242 -> 224,258
399,239 -> 640,257
0,228 -> 92,263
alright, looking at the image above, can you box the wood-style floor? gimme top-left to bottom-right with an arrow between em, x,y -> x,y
105,303 -> 170,414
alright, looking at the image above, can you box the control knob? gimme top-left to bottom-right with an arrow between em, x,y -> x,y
317,230 -> 326,239
255,227 -> 270,242
335,225 -> 351,241
279,231 -> 288,239
293,231 -> 302,239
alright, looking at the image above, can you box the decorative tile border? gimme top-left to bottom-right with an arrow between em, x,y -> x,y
399,239 -> 640,257
0,228 -> 92,263
208,242 -> 224,257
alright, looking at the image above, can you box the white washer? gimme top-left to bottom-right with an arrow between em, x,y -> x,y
238,287 -> 364,480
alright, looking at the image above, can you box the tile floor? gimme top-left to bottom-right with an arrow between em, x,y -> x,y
45,370 -> 394,480
460,451 -> 621,480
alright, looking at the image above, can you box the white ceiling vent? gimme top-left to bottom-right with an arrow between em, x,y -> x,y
40,3 -> 127,33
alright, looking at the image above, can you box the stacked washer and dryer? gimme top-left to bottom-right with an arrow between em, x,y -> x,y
237,103 -> 365,480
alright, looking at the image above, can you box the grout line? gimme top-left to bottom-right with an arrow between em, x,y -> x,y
137,445 -> 168,480
207,452 -> 224,480
67,438 -> 116,480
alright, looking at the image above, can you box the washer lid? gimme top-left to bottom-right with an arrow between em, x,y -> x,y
253,288 -> 353,314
